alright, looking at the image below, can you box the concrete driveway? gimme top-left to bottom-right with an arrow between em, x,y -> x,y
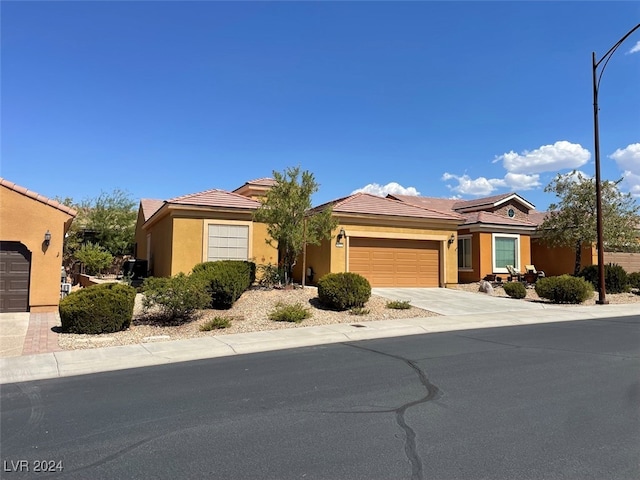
372,287 -> 547,316
0,313 -> 29,358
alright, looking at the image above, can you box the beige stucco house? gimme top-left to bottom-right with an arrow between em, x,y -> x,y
135,180 -> 462,287
135,181 -> 278,278
297,193 -> 463,287
390,192 -> 541,282
0,178 -> 77,312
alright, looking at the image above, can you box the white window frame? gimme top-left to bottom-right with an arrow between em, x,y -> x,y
458,235 -> 473,271
203,220 -> 253,262
492,233 -> 520,274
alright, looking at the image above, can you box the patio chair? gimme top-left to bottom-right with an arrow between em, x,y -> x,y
524,264 -> 545,281
505,265 -> 522,282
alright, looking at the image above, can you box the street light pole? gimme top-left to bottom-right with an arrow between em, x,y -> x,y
591,22 -> 640,305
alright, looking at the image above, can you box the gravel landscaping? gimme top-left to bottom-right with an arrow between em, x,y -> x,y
57,282 -> 639,351
450,281 -> 640,305
57,286 -> 438,350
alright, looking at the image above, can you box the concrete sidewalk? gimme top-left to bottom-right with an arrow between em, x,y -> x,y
1,303 -> 637,385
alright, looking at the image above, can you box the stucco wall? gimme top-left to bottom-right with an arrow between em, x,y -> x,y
531,239 -> 595,276
148,215 -> 173,277
0,186 -> 74,311
143,209 -> 277,277
134,208 -> 147,260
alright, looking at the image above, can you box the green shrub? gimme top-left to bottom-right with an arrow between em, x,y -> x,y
192,261 -> 256,308
503,282 -> 527,299
578,263 -> 629,294
535,275 -> 593,304
268,302 -> 311,323
75,242 -> 113,276
199,316 -> 231,331
317,272 -> 372,311
257,263 -> 282,289
59,283 -> 136,334
628,272 -> 640,289
386,300 -> 411,310
142,273 -> 210,321
349,307 -> 370,315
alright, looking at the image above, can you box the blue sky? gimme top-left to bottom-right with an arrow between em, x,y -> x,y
2,1 -> 639,212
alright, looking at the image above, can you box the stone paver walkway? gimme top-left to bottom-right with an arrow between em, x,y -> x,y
21,312 -> 61,355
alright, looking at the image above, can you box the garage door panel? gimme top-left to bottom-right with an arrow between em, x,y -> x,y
349,238 -> 440,287
0,242 -> 31,313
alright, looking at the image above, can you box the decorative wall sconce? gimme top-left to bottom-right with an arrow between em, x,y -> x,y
448,233 -> 455,245
44,230 -> 52,246
336,228 -> 346,247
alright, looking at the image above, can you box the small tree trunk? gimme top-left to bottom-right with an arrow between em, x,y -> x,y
573,240 -> 582,276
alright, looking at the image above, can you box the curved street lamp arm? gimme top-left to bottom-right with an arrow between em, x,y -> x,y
594,23 -> 640,92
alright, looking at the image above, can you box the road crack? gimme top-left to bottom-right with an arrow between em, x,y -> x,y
340,342 -> 441,480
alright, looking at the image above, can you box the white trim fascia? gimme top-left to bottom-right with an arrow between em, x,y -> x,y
463,224 -> 536,235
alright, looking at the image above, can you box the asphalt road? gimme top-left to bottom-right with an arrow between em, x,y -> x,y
1,315 -> 639,480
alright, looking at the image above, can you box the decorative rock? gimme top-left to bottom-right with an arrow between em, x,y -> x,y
479,280 -> 494,295
142,335 -> 171,343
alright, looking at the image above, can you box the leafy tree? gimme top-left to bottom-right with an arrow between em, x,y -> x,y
254,166 -> 338,284
74,243 -> 114,276
537,171 -> 640,275
58,189 -> 137,263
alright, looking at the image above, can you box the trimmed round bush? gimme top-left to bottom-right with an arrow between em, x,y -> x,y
59,283 -> 136,334
535,275 -> 593,304
503,281 -> 527,299
628,271 -> 640,289
142,273 -> 211,321
317,272 -> 371,310
578,263 -> 629,294
192,260 -> 256,309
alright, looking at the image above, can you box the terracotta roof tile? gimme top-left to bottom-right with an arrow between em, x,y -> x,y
314,193 -> 463,221
462,211 -> 538,228
526,211 -> 548,226
167,188 -> 261,210
452,192 -> 516,210
140,199 -> 164,222
388,194 -> 459,214
0,178 -> 77,217
245,177 -> 276,186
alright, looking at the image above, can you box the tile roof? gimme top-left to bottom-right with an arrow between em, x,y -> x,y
526,210 -> 548,226
245,177 -> 276,186
167,188 -> 261,210
140,199 -> 164,222
452,192 -> 517,210
313,193 -> 463,221
461,211 -> 538,228
0,178 -> 77,217
388,194 -> 458,214
233,177 -> 277,193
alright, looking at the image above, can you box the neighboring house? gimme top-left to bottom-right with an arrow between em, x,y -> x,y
298,193 -> 463,287
135,181 -> 462,287
135,185 -> 278,278
0,178 -> 77,312
390,192 -> 540,283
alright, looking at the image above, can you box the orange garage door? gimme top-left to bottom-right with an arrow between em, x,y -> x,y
349,238 -> 440,287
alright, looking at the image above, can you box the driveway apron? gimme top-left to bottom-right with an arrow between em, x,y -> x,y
372,287 -> 547,316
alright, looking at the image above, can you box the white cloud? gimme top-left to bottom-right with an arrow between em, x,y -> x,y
441,172 -> 541,196
610,143 -> 640,172
493,140 -> 591,174
503,173 -> 541,190
611,143 -> 640,197
628,40 -> 640,54
352,182 -> 420,197
441,173 -> 506,196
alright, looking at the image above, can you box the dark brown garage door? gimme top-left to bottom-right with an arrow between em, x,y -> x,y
0,242 -> 31,312
349,238 -> 440,287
